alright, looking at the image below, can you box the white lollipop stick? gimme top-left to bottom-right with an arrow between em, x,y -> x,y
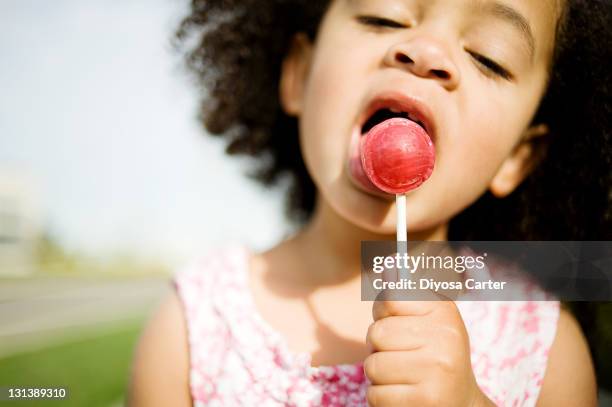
396,194 -> 409,281
396,194 -> 407,242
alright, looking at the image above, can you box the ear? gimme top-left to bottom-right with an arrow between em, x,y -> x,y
279,33 -> 313,116
489,123 -> 549,198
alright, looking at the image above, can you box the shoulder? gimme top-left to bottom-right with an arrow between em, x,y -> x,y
127,245 -> 249,407
127,289 -> 192,407
536,307 -> 597,407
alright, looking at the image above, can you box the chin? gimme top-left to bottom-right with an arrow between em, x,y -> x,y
326,179 -> 448,238
324,180 -> 393,233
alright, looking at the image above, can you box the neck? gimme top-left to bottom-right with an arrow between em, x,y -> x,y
291,197 -> 448,285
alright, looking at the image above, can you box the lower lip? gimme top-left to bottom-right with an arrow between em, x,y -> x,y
346,127 -> 389,197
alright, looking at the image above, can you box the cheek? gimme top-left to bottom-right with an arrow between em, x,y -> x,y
299,40 -> 366,181
458,78 -> 545,177
427,92 -> 525,210
451,93 -> 524,175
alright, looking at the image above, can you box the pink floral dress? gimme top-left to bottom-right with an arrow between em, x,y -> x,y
173,246 -> 559,406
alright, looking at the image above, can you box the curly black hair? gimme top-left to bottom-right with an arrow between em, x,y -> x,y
176,0 -> 612,387
176,0 -> 327,222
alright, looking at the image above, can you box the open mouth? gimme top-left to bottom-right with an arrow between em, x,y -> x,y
361,107 -> 428,135
357,93 -> 435,142
347,92 -> 436,197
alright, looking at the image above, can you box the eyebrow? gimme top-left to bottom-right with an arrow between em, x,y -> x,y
479,1 -> 536,60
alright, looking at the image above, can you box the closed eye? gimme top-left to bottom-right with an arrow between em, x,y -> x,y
356,15 -> 407,29
468,51 -> 513,80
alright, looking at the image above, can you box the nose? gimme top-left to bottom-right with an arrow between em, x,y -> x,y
384,37 -> 460,90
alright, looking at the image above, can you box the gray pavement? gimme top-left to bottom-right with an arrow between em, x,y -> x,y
0,274 -> 171,357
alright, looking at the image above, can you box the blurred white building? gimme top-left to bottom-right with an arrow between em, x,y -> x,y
0,169 -> 41,276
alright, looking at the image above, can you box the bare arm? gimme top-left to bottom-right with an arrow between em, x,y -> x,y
127,289 -> 192,407
536,307 -> 598,406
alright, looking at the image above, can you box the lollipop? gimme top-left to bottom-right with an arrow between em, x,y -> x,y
360,117 -> 435,242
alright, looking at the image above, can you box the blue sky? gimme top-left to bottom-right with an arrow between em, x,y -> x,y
0,0 -> 288,263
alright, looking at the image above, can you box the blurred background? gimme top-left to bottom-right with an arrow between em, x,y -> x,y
0,0 -> 288,405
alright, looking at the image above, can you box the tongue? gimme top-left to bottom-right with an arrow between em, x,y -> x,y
360,117 -> 435,194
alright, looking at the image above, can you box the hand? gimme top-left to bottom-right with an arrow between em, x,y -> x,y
364,296 -> 494,407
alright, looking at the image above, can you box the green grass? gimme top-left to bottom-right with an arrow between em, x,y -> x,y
0,321 -> 145,407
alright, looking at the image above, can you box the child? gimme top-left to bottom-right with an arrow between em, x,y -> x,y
128,0 -> 611,405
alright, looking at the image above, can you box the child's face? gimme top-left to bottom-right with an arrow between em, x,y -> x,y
281,0 -> 562,235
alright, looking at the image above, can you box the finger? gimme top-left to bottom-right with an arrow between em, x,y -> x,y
364,351 -> 428,385
372,293 -> 454,321
375,286 -> 442,303
366,316 -> 427,351
366,384 -> 418,407
372,299 -> 434,321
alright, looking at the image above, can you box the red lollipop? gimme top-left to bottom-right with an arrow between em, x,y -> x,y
360,117 -> 435,194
